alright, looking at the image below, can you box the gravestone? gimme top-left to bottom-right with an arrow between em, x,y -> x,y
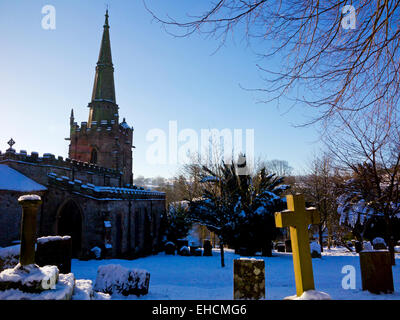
203,240 -> 213,256
179,246 -> 190,256
275,194 -> 327,298
233,258 -> 265,300
261,241 -> 273,257
176,239 -> 189,253
359,250 -> 394,294
310,242 -> 321,258
275,242 -> 285,252
285,240 -> 292,253
164,242 -> 175,255
36,236 -> 72,273
354,241 -> 363,253
190,245 -> 201,256
94,264 -> 150,296
372,237 -> 387,250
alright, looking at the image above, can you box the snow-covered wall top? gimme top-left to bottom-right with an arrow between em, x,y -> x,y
47,172 -> 165,201
0,165 -> 47,192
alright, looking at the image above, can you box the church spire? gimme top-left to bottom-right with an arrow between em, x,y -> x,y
91,9 -> 116,104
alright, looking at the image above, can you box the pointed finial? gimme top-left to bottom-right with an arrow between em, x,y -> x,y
70,108 -> 74,118
104,7 -> 109,27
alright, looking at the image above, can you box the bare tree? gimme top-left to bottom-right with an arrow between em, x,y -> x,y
144,0 -> 400,127
298,153 -> 342,251
265,159 -> 293,177
326,105 -> 400,265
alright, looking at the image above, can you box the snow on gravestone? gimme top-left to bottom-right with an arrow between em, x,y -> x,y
310,241 -> 321,258
36,236 -> 72,274
372,237 -> 387,250
94,264 -> 150,296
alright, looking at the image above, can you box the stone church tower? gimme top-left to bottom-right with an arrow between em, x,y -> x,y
68,10 -> 133,186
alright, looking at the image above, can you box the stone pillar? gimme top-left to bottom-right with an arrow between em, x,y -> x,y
359,250 -> 394,294
234,258 -> 265,300
18,195 -> 42,266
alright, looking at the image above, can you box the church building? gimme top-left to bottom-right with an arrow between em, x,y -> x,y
0,11 -> 165,260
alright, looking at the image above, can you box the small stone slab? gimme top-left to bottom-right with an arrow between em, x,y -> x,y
0,264 -> 59,293
359,250 -> 394,294
0,273 -> 75,300
36,236 -> 72,274
234,258 -> 265,300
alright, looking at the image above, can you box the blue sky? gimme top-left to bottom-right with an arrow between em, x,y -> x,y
0,0 -> 323,178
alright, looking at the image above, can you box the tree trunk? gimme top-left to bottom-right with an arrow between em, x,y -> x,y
318,224 -> 324,253
385,216 -> 396,266
220,240 -> 225,268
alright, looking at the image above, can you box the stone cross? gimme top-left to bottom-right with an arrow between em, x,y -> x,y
275,194 -> 320,297
18,195 -> 42,266
7,138 -> 15,151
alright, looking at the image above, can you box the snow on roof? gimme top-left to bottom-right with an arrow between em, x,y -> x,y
0,165 -> 47,192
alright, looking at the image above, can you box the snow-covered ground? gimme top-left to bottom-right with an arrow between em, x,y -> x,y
71,247 -> 400,300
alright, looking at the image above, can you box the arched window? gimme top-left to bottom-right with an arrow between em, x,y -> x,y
90,148 -> 98,164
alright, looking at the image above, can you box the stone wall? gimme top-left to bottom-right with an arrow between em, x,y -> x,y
0,154 -> 165,259
0,190 -> 46,247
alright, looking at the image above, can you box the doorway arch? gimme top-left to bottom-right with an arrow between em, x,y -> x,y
57,199 -> 83,258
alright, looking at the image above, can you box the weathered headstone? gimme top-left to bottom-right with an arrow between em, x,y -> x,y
176,239 -> 189,253
310,241 -> 321,258
36,236 -> 72,273
203,240 -> 213,256
179,246 -> 190,256
233,258 -> 265,300
164,242 -> 175,255
354,241 -> 363,253
372,237 -> 387,250
190,245 -> 201,256
285,239 -> 292,253
359,250 -> 394,294
275,242 -> 285,252
261,241 -> 273,257
94,264 -> 150,296
275,194 -> 322,297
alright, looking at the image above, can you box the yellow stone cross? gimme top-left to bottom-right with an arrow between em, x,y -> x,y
275,194 -> 320,297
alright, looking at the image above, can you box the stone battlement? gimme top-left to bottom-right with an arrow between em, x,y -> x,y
71,119 -> 132,136
0,149 -> 121,177
48,172 -> 165,200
